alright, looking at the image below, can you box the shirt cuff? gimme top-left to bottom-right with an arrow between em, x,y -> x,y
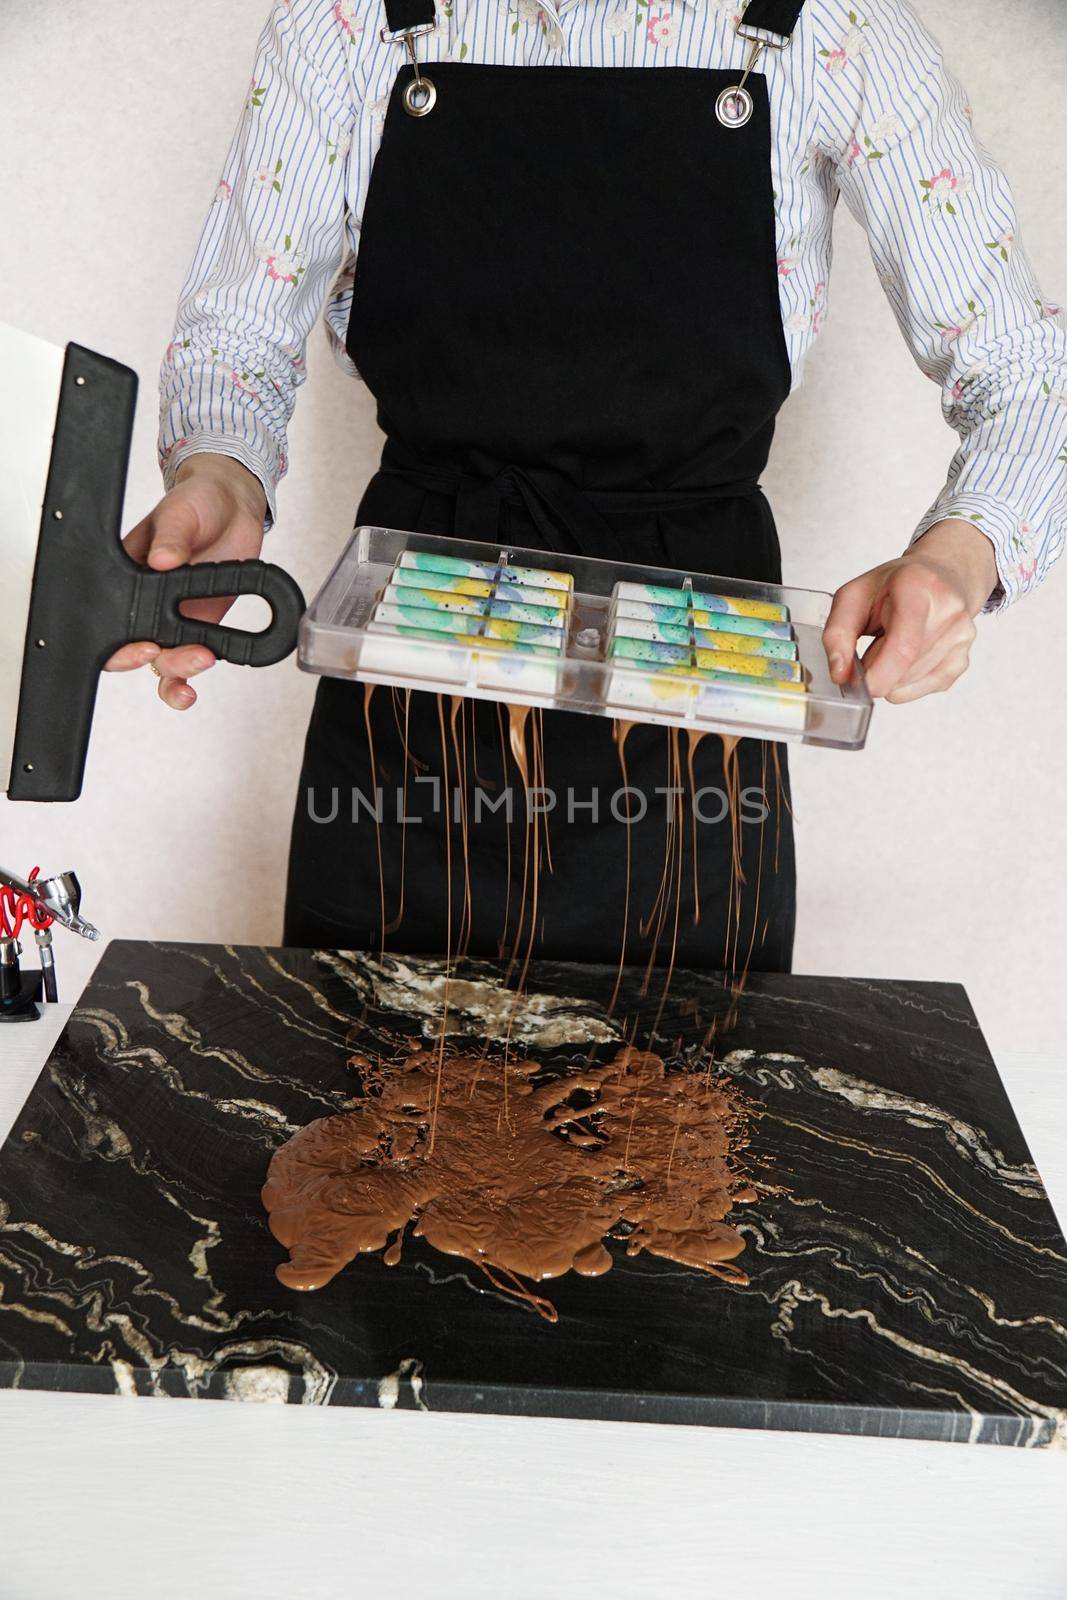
158,434 -> 280,536
908,494 -> 1032,616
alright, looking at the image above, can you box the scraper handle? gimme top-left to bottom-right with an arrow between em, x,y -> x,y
132,559 -> 305,667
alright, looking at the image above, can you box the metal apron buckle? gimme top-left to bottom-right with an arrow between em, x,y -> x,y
716,18 -> 790,130
379,19 -> 438,116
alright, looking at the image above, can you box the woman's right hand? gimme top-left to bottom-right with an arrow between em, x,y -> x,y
104,453 -> 269,710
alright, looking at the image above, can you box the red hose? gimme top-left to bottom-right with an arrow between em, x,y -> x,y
0,867 -> 54,940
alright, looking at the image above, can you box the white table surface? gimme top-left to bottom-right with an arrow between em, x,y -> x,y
2,1004 -> 1065,1600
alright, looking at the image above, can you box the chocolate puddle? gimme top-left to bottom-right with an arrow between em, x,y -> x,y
262,1041 -> 754,1321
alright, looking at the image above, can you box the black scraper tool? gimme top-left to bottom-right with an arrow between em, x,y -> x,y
1,321 -> 304,801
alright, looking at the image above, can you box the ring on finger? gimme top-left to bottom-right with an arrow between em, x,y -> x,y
149,661 -> 164,678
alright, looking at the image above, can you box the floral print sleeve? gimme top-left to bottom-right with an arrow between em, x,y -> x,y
158,0 -> 354,532
809,0 -> 1067,611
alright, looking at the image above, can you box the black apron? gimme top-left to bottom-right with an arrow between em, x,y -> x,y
283,0 -> 803,975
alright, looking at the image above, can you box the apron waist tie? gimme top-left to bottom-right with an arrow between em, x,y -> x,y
375,457 -> 762,562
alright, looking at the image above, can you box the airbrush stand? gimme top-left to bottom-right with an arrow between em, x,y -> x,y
0,867 -> 99,1023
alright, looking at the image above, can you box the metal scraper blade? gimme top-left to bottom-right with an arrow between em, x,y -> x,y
0,321 -> 66,794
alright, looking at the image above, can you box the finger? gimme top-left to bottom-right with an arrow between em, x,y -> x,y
106,634 -> 222,675
151,645 -> 217,680
119,514 -> 155,564
866,604 -> 974,697
860,578 -> 931,699
145,495 -> 203,569
884,616 -> 976,693
103,640 -> 162,673
886,642 -> 972,705
823,575 -> 880,684
158,673 -> 198,711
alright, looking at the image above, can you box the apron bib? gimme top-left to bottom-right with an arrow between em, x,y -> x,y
283,0 -> 804,974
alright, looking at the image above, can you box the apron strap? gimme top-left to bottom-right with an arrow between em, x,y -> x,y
375,446 -> 762,563
382,0 -> 436,34
455,465 -> 631,562
736,0 -> 807,41
453,467 -> 764,561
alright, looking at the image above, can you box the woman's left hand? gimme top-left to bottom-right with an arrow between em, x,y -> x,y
822,519 -> 1000,703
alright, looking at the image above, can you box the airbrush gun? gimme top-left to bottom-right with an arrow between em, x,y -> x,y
0,866 -> 99,1023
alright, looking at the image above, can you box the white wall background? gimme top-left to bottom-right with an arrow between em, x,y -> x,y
1,0 -> 1064,1062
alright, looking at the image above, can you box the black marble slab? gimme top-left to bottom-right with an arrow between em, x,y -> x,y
0,940 -> 1064,1446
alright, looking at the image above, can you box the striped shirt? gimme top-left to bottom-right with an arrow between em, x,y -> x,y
158,0 -> 1067,611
